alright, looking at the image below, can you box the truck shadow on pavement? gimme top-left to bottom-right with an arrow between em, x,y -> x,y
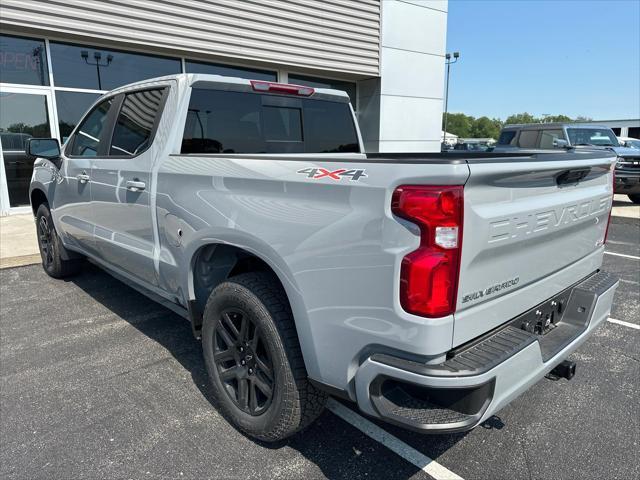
68,264 -> 501,479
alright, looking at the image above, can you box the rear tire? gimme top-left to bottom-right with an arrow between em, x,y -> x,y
628,194 -> 640,204
202,272 -> 326,442
35,203 -> 83,278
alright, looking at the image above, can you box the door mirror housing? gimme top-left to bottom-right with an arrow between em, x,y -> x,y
26,138 -> 61,160
553,138 -> 570,149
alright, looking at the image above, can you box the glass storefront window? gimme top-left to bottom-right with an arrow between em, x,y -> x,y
185,60 -> 276,82
288,74 -> 356,107
50,42 -> 181,90
0,92 -> 52,206
0,34 -> 49,86
55,91 -> 101,143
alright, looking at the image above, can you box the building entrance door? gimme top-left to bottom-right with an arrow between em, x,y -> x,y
0,86 -> 57,214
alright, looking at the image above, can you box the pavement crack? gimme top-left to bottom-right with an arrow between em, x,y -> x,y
519,439 -> 533,480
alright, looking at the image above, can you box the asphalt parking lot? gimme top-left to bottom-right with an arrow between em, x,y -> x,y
1,216 -> 638,480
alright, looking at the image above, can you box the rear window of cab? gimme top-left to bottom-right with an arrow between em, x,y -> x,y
181,89 -> 360,154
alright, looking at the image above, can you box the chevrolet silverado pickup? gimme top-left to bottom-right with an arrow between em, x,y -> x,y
28,74 -> 619,441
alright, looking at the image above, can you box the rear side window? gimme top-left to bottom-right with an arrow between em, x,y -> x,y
110,88 -> 165,156
181,89 -> 359,154
517,130 -> 539,148
69,98 -> 113,156
497,130 -> 517,145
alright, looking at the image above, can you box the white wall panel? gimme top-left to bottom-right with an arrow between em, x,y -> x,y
381,0 -> 446,54
0,0 -> 380,76
379,96 -> 443,141
397,0 -> 448,13
380,48 -> 445,98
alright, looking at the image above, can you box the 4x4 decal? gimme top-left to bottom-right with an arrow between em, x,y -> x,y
297,167 -> 367,181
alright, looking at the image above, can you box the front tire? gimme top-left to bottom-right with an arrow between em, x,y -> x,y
36,203 -> 82,278
202,272 -> 326,442
628,194 -> 640,204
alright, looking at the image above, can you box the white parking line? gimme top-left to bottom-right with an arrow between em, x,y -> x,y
608,318 -> 640,330
604,251 -> 640,260
327,398 -> 464,480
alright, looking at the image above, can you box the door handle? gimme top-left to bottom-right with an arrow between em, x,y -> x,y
77,172 -> 90,184
126,180 -> 146,191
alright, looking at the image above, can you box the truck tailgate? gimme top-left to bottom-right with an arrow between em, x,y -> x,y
453,153 -> 615,346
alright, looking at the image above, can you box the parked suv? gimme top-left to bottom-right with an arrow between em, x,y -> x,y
496,123 -> 640,203
28,75 -> 618,441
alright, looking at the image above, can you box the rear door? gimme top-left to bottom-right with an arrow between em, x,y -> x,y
90,86 -> 168,286
453,152 -> 615,345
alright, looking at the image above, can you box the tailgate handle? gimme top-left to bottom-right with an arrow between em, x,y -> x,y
556,168 -> 591,186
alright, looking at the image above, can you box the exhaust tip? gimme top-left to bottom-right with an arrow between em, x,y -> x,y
549,360 -> 576,380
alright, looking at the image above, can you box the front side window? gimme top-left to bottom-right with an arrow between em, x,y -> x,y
539,129 -> 564,149
567,128 -> 619,147
55,91 -> 101,143
0,34 -> 49,86
69,98 -> 113,157
109,89 -> 165,156
181,89 -> 359,155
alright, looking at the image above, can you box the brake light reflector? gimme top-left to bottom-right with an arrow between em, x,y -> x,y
392,185 -> 464,318
250,80 -> 314,96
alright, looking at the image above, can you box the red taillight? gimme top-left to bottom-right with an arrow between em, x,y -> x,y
250,80 -> 314,97
392,185 -> 464,318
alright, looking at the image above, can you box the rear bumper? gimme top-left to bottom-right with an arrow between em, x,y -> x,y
353,271 -> 618,433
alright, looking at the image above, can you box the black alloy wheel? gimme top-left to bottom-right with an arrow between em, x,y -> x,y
37,215 -> 54,268
213,308 -> 275,416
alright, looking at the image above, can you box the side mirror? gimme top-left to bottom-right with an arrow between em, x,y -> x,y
26,138 -> 61,159
553,138 -> 570,149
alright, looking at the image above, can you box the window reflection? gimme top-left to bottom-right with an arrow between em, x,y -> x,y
288,74 -> 356,107
0,93 -> 51,206
0,34 -> 49,86
110,89 -> 165,156
55,91 -> 101,143
50,42 -> 180,90
69,98 -> 113,157
185,60 -> 276,82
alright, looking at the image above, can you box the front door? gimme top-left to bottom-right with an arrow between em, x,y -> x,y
52,96 -> 115,254
0,87 -> 55,212
91,87 -> 168,287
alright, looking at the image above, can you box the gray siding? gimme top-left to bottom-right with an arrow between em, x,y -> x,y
0,0 -> 380,76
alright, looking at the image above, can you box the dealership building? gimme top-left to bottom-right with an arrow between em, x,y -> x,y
0,0 -> 448,215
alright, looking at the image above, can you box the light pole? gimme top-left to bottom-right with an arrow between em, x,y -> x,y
81,50 -> 113,90
443,51 -> 460,147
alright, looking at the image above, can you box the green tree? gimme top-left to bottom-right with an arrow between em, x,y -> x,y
504,112 -> 539,125
545,114 -> 572,123
443,113 -> 473,137
470,116 -> 502,139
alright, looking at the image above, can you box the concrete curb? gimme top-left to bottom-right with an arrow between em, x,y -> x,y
0,254 -> 42,270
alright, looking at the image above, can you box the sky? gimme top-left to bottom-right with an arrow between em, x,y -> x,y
445,0 -> 640,121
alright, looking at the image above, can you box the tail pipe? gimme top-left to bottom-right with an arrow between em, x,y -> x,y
550,360 -> 576,380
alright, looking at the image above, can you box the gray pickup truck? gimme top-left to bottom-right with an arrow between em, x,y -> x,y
28,74 -> 618,441
496,123 -> 640,203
